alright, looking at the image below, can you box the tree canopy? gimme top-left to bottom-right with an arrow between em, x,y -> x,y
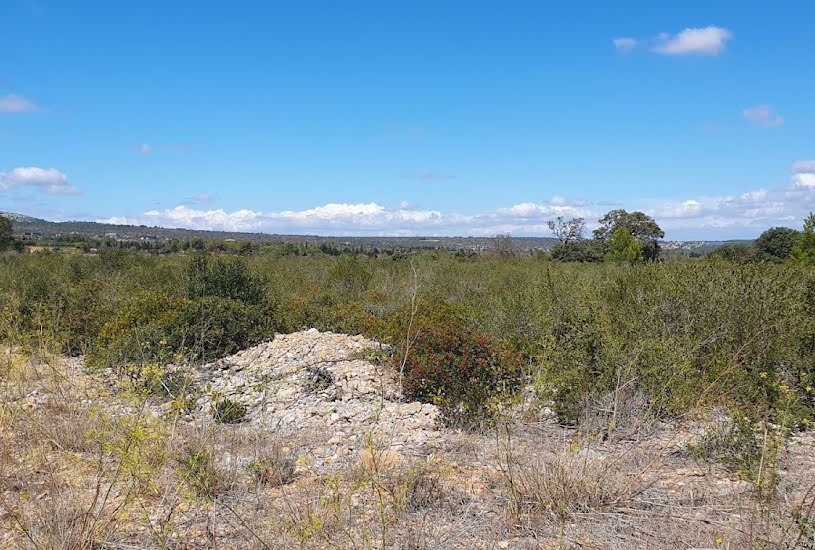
604,227 -> 644,263
592,209 -> 664,261
754,226 -> 798,261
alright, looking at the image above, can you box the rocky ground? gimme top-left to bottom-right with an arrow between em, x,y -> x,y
2,330 -> 815,549
183,329 -> 443,473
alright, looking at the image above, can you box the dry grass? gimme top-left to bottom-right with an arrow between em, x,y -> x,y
2,349 -> 815,548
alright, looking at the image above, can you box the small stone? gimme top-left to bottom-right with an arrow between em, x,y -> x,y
404,401 -> 423,415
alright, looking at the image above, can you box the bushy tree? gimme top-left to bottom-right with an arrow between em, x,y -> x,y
0,216 -> 14,251
791,213 -> 815,264
593,209 -> 664,260
754,226 -> 798,261
604,227 -> 644,263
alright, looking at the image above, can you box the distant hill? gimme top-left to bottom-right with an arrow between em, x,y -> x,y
1,211 -> 743,253
0,211 -> 42,223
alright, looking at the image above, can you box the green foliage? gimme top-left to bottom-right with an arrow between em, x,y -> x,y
604,227 -> 644,263
179,295 -> 268,361
399,322 -> 524,428
593,209 -> 664,260
549,240 -> 604,263
708,243 -> 757,263
532,262 -> 812,425
186,252 -> 266,305
1,242 -> 813,438
689,414 -> 790,493
211,398 -> 248,424
88,253 -> 271,370
0,215 -> 14,251
178,444 -> 223,497
755,226 -> 798,262
90,291 -> 188,369
791,213 -> 815,264
327,254 -> 372,299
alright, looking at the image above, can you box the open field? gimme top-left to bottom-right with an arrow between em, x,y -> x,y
2,333 -> 815,548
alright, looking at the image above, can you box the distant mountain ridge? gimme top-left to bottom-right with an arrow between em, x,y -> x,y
0,212 -> 42,223
1,211 -> 744,252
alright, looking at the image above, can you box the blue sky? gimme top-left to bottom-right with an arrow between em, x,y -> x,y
1,0 -> 813,239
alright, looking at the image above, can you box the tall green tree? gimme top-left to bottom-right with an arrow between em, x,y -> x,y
754,226 -> 798,261
593,209 -> 664,260
604,227 -> 644,263
791,213 -> 815,263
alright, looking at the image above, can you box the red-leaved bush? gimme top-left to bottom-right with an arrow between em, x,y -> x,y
399,323 -> 523,427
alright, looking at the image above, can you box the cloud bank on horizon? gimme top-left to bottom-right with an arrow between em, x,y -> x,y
86,161 -> 815,239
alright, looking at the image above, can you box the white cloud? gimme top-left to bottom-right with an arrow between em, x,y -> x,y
91,165 -> 815,240
652,26 -> 732,56
0,93 -> 39,113
101,203 -> 447,234
138,144 -> 152,154
493,200 -> 590,220
647,164 -> 815,237
793,174 -> 815,188
613,37 -> 637,52
792,160 -> 815,188
658,199 -> 703,219
743,105 -> 784,127
0,167 -> 79,195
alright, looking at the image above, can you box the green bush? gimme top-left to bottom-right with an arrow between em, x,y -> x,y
398,322 -> 523,428
185,252 -> 266,306
327,254 -> 372,299
178,296 -> 269,362
178,444 -> 223,497
211,398 -> 248,424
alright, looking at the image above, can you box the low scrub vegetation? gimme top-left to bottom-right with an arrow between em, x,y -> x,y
4,211 -> 815,546
2,220 -> 815,431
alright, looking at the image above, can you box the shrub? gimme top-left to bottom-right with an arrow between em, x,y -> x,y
689,414 -> 789,493
302,365 -> 335,393
186,252 -> 267,306
550,240 -> 605,263
398,322 -> 523,428
604,227 -> 644,263
246,445 -> 296,486
90,291 -> 187,370
211,398 -> 248,424
91,291 -> 269,370
708,243 -> 756,263
327,254 -> 372,299
403,470 -> 445,512
178,444 -> 223,497
179,296 -> 268,362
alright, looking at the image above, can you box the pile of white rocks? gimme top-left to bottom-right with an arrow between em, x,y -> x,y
187,328 -> 443,468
